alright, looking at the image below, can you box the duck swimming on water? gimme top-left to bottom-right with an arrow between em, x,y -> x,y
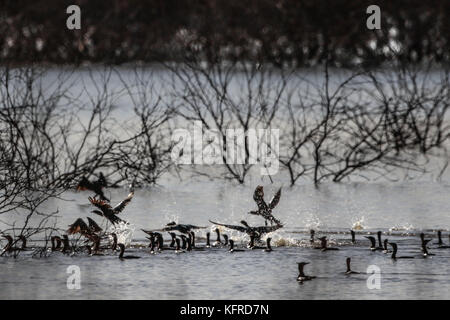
206,232 -> 211,248
118,243 -> 140,260
421,239 -> 435,257
175,238 -> 185,253
350,230 -> 356,243
264,238 -> 273,252
1,235 -> 14,256
248,234 -> 265,249
435,231 -> 450,248
310,230 -> 315,244
344,257 -> 360,275
365,236 -> 381,251
389,242 -> 415,260
376,231 -> 384,250
297,262 -> 316,283
213,228 -> 222,247
382,239 -> 391,254
318,236 -> 339,251
229,239 -> 244,253
50,236 -> 62,251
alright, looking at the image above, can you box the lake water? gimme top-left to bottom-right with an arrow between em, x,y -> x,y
1,67 -> 449,299
1,181 -> 450,300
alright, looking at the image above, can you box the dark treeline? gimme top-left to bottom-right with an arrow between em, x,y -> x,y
1,0 -> 449,66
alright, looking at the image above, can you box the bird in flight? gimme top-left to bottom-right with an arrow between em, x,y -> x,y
88,192 -> 134,225
248,186 -> 282,226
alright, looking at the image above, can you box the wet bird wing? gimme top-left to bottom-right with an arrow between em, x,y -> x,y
253,186 -> 268,211
268,188 -> 281,209
209,220 -> 248,233
87,217 -> 102,233
67,218 -> 89,235
185,224 -> 206,230
97,172 -> 107,188
112,192 -> 134,214
76,176 -> 92,191
253,224 -> 283,235
89,196 -> 112,214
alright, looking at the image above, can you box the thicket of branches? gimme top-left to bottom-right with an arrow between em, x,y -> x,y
0,65 -> 173,239
0,60 -> 449,239
1,0 -> 449,66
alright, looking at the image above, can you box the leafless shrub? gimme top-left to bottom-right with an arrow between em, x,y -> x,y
167,57 -> 290,183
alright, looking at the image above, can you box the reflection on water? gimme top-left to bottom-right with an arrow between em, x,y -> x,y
1,181 -> 450,299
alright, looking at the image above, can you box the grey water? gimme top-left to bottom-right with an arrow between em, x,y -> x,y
1,182 -> 450,300
1,67 -> 450,299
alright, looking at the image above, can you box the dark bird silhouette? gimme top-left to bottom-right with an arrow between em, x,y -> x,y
435,230 -> 450,248
264,237 -> 273,252
365,236 -> 382,251
89,192 -> 134,225
51,236 -> 62,251
248,186 -> 282,225
213,228 -> 222,246
350,230 -> 356,243
209,220 -> 282,241
318,236 -> 339,251
76,173 -> 109,201
376,231 -> 384,250
1,235 -> 14,256
155,222 -> 206,234
62,235 -> 71,253
229,239 -> 244,252
421,239 -> 435,257
168,232 -> 177,248
17,235 -> 27,250
118,243 -> 140,260
67,217 -> 102,236
297,262 -> 316,283
180,235 -> 188,249
248,234 -> 265,249
206,232 -> 211,248
389,242 -> 415,259
310,229 -> 315,243
175,238 -> 185,253
344,257 -> 360,274
382,239 -> 391,253
222,234 -> 229,246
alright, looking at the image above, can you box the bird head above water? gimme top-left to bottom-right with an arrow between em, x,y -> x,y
240,220 -> 250,228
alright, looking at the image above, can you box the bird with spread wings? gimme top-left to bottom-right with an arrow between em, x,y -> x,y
209,220 -> 282,241
88,192 -> 134,225
248,186 -> 282,226
143,222 -> 206,235
67,217 -> 103,235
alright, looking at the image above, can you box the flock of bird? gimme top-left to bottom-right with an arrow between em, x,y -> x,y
296,228 -> 450,283
1,173 -> 450,284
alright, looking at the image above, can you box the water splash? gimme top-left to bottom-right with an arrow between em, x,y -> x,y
351,216 -> 365,230
305,213 -> 322,230
108,222 -> 135,246
389,223 -> 415,233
